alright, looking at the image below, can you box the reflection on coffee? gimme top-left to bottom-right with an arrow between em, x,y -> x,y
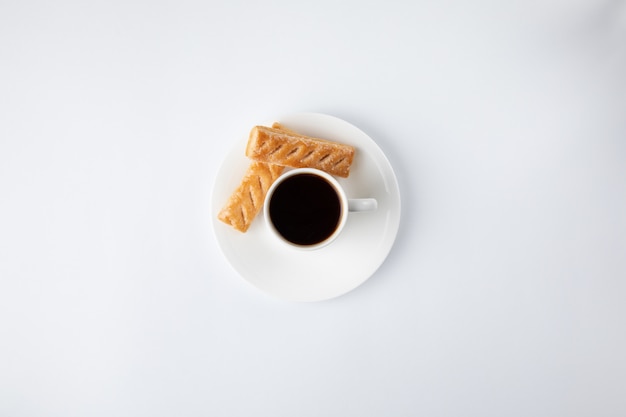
268,174 -> 342,246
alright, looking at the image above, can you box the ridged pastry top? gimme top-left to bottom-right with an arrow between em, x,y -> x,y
246,126 -> 355,178
217,162 -> 284,232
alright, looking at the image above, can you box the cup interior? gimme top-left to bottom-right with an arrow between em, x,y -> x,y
264,168 -> 348,250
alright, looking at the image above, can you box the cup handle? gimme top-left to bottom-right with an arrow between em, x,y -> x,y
348,198 -> 377,212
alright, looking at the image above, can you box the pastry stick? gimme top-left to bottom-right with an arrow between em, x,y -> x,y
246,125 -> 355,178
217,161 -> 284,232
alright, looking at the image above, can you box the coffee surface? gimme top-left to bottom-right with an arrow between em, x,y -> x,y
269,174 -> 342,246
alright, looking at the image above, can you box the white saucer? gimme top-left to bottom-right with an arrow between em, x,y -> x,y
211,113 -> 401,302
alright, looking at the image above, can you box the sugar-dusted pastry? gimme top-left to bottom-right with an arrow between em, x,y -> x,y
246,125 -> 355,178
217,161 -> 284,232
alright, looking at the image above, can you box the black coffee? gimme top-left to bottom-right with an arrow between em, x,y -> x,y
269,174 -> 342,246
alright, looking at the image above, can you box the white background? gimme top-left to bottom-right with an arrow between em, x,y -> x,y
1,1 -> 625,416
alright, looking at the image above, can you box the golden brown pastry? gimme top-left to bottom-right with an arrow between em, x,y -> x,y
246,125 -> 355,178
217,162 -> 284,232
270,122 -> 299,135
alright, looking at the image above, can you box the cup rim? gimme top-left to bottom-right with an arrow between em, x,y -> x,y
263,168 -> 349,250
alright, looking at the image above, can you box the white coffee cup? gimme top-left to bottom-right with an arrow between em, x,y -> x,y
263,168 -> 377,250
